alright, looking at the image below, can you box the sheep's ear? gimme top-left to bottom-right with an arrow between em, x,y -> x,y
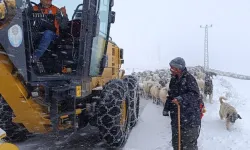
238,114 -> 242,119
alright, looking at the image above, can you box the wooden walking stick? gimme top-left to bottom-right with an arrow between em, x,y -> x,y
177,102 -> 181,150
172,99 -> 181,150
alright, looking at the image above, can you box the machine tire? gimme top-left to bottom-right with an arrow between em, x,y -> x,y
0,96 -> 29,142
123,75 -> 140,128
97,79 -> 131,148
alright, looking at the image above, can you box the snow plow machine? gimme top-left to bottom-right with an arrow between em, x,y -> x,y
0,0 -> 140,148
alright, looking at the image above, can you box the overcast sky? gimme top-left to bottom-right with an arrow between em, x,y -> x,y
33,0 -> 250,75
110,0 -> 250,75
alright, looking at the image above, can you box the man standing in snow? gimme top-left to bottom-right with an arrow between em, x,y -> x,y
163,57 -> 201,150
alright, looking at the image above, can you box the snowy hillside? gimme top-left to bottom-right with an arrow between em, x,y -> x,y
124,76 -> 250,150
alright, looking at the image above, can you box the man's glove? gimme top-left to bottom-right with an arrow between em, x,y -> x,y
173,96 -> 183,104
163,110 -> 169,116
167,96 -> 174,100
202,108 -> 206,113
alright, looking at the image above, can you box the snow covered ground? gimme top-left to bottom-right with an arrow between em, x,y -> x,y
16,76 -> 250,149
124,76 -> 250,150
16,88 -> 151,150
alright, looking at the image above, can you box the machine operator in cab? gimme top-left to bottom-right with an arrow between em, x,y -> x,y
32,0 -> 69,63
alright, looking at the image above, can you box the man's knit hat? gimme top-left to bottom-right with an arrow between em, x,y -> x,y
169,57 -> 186,71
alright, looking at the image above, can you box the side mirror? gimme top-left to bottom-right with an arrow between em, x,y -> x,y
109,11 -> 115,24
110,0 -> 114,7
109,36 -> 112,41
120,48 -> 123,59
101,55 -> 108,68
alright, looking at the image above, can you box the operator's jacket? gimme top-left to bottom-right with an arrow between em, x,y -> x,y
163,68 -> 202,128
33,3 -> 69,35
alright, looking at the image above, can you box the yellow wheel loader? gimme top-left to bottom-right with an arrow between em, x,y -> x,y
0,0 -> 140,148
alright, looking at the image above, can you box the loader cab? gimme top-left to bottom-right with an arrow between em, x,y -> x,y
0,0 -> 115,83
26,1 -> 84,77
22,0 -> 115,82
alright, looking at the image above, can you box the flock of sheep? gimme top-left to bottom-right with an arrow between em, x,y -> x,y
132,66 -> 215,106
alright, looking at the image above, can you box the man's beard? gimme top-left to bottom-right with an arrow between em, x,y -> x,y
170,73 -> 178,78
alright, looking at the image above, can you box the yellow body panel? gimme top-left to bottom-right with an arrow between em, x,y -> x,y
0,54 -> 50,133
0,143 -> 19,150
91,40 -> 123,88
76,86 -> 82,97
0,0 -> 16,29
0,2 -> 6,20
0,134 -> 6,140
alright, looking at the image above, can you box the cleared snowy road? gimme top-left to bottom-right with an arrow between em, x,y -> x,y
124,102 -> 173,150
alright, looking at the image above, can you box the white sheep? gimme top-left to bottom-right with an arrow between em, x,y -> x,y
196,71 -> 205,80
159,87 -> 168,106
152,74 -> 161,81
142,80 -> 154,99
150,83 -> 162,105
196,78 -> 205,92
138,82 -> 144,97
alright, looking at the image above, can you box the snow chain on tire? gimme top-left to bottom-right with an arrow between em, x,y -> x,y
123,75 -> 140,128
97,79 -> 131,148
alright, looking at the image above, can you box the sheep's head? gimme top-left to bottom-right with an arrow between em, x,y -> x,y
158,80 -> 165,87
159,80 -> 165,87
158,78 -> 169,87
155,84 -> 162,90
